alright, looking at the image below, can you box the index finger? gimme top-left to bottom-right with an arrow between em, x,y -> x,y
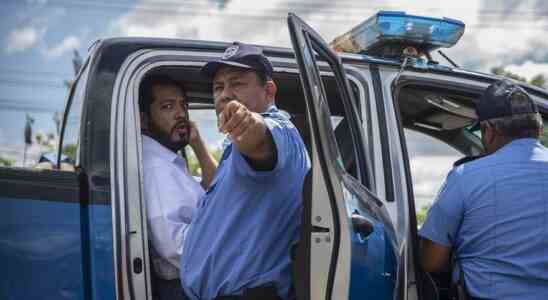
218,110 -> 226,133
219,101 -> 239,131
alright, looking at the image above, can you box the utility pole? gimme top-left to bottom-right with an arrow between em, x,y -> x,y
72,49 -> 83,75
23,113 -> 34,167
53,111 -> 61,136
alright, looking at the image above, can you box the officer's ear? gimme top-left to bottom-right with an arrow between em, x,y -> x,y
265,80 -> 277,103
480,122 -> 498,153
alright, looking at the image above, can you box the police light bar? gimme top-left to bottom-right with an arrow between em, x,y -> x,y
330,11 -> 465,59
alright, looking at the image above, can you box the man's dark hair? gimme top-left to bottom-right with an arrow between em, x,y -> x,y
254,70 -> 271,86
139,74 -> 187,116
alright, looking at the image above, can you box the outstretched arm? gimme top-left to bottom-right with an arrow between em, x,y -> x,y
420,238 -> 451,272
219,101 -> 277,170
218,100 -> 276,170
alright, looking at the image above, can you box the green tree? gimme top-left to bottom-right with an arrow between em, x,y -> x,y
62,144 -> 78,161
541,120 -> 548,147
530,74 -> 547,89
186,147 -> 223,177
416,203 -> 432,227
491,67 -> 546,89
0,156 -> 14,167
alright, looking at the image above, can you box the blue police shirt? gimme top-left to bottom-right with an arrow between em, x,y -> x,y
180,106 -> 310,300
420,138 -> 548,299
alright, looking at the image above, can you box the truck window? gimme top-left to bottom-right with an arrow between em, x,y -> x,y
57,59 -> 90,171
0,104 -> 56,168
0,64 -> 89,170
320,74 -> 368,184
186,108 -> 224,176
404,129 -> 462,227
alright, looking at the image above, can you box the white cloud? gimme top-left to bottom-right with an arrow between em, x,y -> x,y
109,0 -> 541,73
409,156 -> 457,208
441,0 -> 548,73
44,36 -> 81,58
112,0 -> 483,47
111,0 -> 290,44
505,61 -> 548,81
5,26 -> 46,54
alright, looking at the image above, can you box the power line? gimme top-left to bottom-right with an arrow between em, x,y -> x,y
0,97 -> 64,104
0,68 -> 73,78
32,0 -> 548,16
0,104 -> 60,113
0,78 -> 67,89
5,0 -> 548,28
0,97 -> 65,113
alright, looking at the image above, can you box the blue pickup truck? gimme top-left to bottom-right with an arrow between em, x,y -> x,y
1,11 -> 547,300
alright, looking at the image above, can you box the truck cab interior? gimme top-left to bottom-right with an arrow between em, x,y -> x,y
138,65 -> 548,300
139,64 -> 363,299
395,79 -> 548,299
147,65 -> 362,180
394,82 -> 483,300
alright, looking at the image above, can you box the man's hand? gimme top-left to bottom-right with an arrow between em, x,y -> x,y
219,101 -> 264,143
188,121 -> 202,149
186,120 -> 217,189
218,100 -> 275,168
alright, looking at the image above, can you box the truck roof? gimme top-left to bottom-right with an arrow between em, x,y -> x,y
90,37 -> 548,102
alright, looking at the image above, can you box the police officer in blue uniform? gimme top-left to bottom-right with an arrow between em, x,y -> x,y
180,42 -> 310,300
419,79 -> 548,300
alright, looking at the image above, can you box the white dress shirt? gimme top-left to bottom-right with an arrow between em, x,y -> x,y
142,134 -> 204,280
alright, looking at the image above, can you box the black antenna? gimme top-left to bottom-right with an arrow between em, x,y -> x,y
438,50 -> 460,68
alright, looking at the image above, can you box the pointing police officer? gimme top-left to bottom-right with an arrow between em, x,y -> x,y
180,42 -> 310,300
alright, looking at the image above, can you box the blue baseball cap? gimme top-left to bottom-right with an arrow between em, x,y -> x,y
470,79 -> 538,131
201,42 -> 274,79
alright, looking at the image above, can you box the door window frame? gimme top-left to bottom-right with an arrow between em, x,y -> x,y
288,12 -> 376,300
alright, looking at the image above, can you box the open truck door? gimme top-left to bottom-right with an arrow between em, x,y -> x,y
288,13 -> 398,300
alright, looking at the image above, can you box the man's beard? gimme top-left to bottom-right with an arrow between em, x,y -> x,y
148,121 -> 189,152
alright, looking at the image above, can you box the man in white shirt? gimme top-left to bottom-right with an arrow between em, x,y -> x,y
139,74 -> 217,300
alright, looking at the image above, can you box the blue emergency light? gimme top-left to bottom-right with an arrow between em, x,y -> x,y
331,11 -> 465,59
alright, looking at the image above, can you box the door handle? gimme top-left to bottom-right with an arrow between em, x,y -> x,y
351,212 -> 374,238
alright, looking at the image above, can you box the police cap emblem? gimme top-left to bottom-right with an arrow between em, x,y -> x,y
222,45 -> 239,60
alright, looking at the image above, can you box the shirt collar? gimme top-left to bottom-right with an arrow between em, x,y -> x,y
498,138 -> 541,153
142,134 -> 182,165
505,138 -> 540,148
265,105 -> 277,113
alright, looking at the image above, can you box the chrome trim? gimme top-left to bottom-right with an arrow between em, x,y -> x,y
414,122 -> 443,131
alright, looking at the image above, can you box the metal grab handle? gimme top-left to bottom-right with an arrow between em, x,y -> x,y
351,212 -> 374,238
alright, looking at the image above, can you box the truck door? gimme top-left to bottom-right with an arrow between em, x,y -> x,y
288,13 -> 398,300
0,53 -> 115,300
0,59 -> 91,300
0,169 -> 85,300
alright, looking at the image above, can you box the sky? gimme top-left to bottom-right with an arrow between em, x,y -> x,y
1,0 -> 547,208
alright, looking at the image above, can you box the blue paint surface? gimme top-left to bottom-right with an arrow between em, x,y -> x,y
343,184 -> 398,300
0,198 -> 114,300
348,216 -> 397,300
